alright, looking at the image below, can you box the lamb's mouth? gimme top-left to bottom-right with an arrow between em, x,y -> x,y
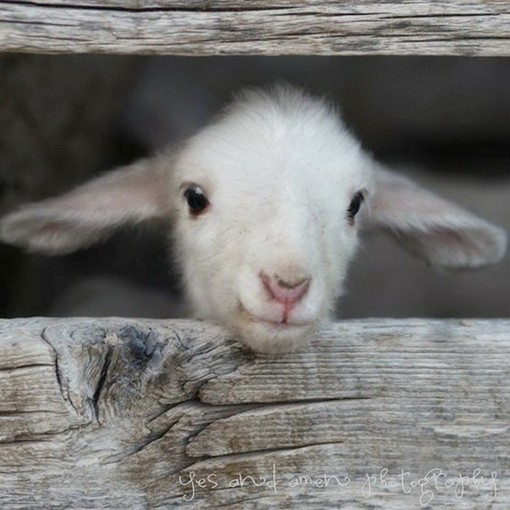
238,304 -> 314,330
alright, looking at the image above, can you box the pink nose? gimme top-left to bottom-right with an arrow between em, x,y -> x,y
261,273 -> 310,304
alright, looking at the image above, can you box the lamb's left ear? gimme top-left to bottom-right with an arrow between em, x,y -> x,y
0,158 -> 171,255
367,166 -> 507,269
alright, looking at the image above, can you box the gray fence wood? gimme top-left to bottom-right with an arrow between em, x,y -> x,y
0,317 -> 508,508
0,1 -> 509,56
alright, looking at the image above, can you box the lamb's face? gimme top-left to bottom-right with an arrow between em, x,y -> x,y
171,88 -> 372,352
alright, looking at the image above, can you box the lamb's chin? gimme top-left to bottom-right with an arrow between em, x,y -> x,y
233,319 -> 318,354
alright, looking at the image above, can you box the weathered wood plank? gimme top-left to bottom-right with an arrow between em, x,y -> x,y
0,1 -> 509,56
0,317 -> 508,508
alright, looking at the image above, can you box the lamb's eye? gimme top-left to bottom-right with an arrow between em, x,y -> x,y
347,191 -> 364,223
184,185 -> 209,215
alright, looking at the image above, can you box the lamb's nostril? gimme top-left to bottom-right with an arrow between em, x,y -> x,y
275,276 -> 308,290
260,273 -> 311,304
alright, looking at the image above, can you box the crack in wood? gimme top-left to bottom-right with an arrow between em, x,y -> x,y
383,12 -> 510,19
2,0 -> 295,14
91,346 -> 112,423
0,363 -> 54,372
0,19 -> 76,28
0,437 -> 52,446
101,420 -> 180,465
40,327 -> 79,416
180,441 -> 348,473
0,409 -> 68,416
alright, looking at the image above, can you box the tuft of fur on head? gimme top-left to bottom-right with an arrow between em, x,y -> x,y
0,84 -> 506,353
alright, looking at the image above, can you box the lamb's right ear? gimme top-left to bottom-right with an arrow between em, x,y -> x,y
0,158 -> 171,255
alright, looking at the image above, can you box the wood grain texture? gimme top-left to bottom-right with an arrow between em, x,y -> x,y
0,317 -> 508,508
0,1 -> 509,56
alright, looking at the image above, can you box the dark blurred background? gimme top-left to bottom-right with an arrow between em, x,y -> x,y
0,55 -> 508,319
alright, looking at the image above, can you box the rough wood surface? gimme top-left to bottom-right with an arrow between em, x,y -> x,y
0,1 -> 509,56
0,317 -> 508,508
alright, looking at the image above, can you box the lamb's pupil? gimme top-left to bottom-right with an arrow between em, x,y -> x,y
185,186 -> 209,214
347,191 -> 364,221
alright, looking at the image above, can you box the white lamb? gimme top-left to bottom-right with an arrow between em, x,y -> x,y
0,85 -> 506,353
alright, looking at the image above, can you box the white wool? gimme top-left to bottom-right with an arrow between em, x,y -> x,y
0,85 -> 506,353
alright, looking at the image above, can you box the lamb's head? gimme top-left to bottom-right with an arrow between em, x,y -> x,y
169,87 -> 371,352
0,86 -> 506,353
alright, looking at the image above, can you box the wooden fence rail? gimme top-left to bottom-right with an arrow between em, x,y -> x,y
0,1 -> 509,56
0,317 -> 508,508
